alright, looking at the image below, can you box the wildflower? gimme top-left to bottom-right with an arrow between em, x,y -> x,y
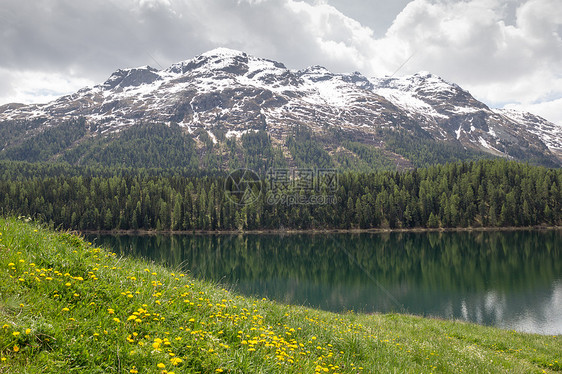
157,363 -> 166,369
12,331 -> 20,337
113,318 -> 121,323
170,357 -> 183,366
13,345 -> 19,352
25,329 -> 31,334
130,368 -> 138,374
62,307 -> 70,312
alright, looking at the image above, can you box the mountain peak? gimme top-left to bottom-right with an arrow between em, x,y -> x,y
201,47 -> 247,58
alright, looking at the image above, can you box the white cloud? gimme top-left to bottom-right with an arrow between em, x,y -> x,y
0,68 -> 94,105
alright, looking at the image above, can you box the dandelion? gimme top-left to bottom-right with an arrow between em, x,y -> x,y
157,363 -> 166,369
13,345 -> 19,352
62,307 -> 70,312
170,357 -> 183,366
25,328 -> 31,334
12,331 -> 20,337
130,368 -> 138,374
113,318 -> 121,323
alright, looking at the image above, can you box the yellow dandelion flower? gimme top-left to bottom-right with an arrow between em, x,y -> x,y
157,363 -> 166,369
12,331 -> 20,337
170,357 -> 183,366
62,307 -> 70,312
25,329 -> 31,334
113,318 -> 121,323
13,345 -> 19,352
130,368 -> 138,374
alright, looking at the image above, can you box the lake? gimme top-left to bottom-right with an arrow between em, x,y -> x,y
86,230 -> 562,335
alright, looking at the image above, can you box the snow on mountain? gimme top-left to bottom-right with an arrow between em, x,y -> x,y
0,48 -> 560,165
369,73 -> 560,161
494,108 -> 562,152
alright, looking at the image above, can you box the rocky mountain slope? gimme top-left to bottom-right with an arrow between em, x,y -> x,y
0,48 -> 560,169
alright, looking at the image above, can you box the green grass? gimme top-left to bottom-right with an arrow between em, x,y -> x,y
0,217 -> 560,373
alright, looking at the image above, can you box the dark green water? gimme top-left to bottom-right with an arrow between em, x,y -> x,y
86,230 -> 562,335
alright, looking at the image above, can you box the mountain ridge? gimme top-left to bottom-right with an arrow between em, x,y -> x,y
1,48 -> 560,169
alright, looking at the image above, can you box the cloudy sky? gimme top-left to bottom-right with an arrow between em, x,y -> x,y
1,0 -> 561,124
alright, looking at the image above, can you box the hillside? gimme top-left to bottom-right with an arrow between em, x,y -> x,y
1,48 -> 561,170
0,217 -> 560,373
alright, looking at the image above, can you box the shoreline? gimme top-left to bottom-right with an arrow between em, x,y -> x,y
77,225 -> 562,236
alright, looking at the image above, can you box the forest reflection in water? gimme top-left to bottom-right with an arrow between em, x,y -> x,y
87,230 -> 562,335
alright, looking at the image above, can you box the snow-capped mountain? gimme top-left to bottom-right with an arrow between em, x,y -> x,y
371,73 -> 562,161
0,48 -> 560,167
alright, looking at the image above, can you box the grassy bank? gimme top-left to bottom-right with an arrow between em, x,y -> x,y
0,217 -> 560,373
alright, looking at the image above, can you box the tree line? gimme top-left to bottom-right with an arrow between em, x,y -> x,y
0,159 -> 560,231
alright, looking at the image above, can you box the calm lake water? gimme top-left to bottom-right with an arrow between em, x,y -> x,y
86,230 -> 562,335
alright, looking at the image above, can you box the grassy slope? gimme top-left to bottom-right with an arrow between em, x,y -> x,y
0,218 -> 560,374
